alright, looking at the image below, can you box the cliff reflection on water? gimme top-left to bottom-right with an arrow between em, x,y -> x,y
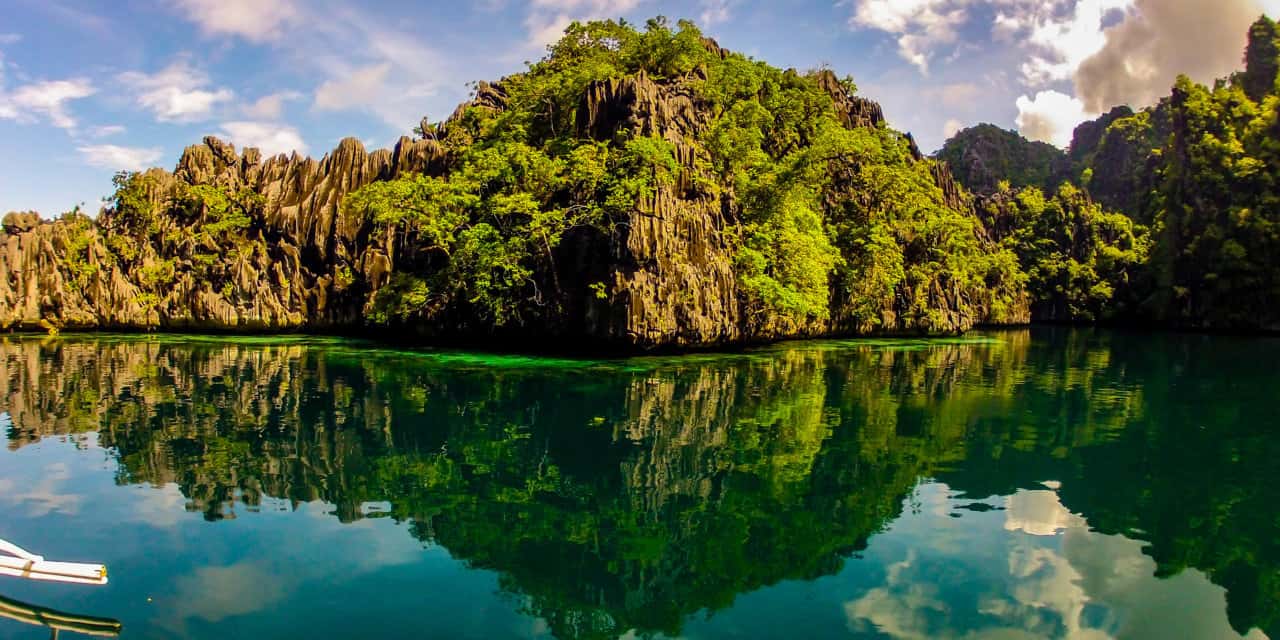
0,329 -> 1276,639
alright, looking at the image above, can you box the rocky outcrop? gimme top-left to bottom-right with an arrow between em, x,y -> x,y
1062,104 -> 1168,223
572,71 -> 742,347
570,70 -> 1025,348
172,134 -> 447,270
0,134 -> 453,333
935,123 -> 1067,195
1,59 -> 1026,348
1066,105 -> 1133,169
0,215 -> 149,330
1,212 -> 41,234
813,69 -> 885,130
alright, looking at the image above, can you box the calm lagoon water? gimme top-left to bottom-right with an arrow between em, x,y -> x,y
0,329 -> 1275,639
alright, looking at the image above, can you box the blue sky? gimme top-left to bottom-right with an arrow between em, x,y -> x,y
1,0 -> 1277,216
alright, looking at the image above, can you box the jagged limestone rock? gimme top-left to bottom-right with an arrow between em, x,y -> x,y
2,34 -> 1027,347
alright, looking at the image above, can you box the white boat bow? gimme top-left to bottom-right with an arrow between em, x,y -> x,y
0,539 -> 107,586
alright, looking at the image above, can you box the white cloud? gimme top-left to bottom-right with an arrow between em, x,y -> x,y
0,78 -> 96,130
165,562 -> 291,629
936,82 -> 981,108
524,0 -> 645,48
991,0 -> 1269,152
219,121 -> 308,157
845,551 -> 953,639
943,118 -> 964,139
302,8 -> 449,130
78,144 -> 164,171
842,482 -> 1265,640
243,91 -> 302,119
1015,89 -> 1092,148
846,0 -> 1141,79
1074,0 -> 1267,112
1003,489 -> 1087,536
170,0 -> 299,42
528,0 -> 642,11
165,1 -> 454,134
118,59 -> 233,123
86,124 -> 126,138
700,0 -> 733,26
0,462 -> 82,517
313,64 -> 392,113
993,0 -> 1133,85
846,0 -> 971,74
526,14 -> 576,48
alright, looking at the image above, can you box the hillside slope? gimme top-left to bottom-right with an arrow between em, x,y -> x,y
938,15 -> 1280,331
0,19 -> 1028,349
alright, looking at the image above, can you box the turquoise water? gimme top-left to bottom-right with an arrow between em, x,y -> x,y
0,329 -> 1275,639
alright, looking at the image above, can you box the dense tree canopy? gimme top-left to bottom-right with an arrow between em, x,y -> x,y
39,14 -> 1280,337
935,123 -> 1065,195
344,17 -> 1024,333
940,15 -> 1280,330
980,183 -> 1149,322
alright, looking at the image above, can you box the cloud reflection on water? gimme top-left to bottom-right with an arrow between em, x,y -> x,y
844,483 -> 1268,640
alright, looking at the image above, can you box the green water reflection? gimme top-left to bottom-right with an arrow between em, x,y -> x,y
0,329 -> 1275,639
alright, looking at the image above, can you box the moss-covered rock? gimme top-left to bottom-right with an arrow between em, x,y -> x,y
2,19 -> 1028,349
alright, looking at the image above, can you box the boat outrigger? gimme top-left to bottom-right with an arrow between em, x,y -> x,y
0,540 -> 108,586
0,594 -> 122,638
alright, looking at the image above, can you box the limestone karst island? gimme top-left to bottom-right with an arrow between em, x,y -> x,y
0,4 -> 1278,640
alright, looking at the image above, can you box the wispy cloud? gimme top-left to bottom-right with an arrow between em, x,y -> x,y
935,82 -> 981,108
169,0 -> 299,43
218,121 -> 308,157
86,124 -> 126,138
313,63 -> 391,113
117,59 -> 234,123
699,0 -> 733,26
77,144 -> 164,171
844,0 -> 970,74
0,77 -> 96,130
524,0 -> 647,48
166,0 -> 452,132
22,0 -> 113,36
301,6 -> 451,129
242,90 -> 302,119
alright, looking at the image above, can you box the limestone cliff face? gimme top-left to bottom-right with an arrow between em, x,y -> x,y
571,70 -> 743,347
1,68 -> 1025,349
934,123 -> 1067,196
0,212 -> 151,330
0,135 -> 446,333
567,69 -> 1024,348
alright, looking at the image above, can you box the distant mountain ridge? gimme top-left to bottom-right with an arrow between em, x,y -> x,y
935,123 -> 1066,196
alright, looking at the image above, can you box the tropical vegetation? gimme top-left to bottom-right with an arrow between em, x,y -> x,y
942,15 -> 1280,329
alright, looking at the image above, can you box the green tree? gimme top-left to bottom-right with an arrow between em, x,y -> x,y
981,183 -> 1148,322
1242,15 -> 1280,102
